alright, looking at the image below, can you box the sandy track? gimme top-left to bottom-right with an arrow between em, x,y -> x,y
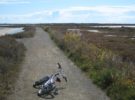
8,27 -> 109,100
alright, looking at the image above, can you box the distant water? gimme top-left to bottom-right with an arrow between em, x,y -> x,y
0,27 -> 24,36
88,30 -> 99,33
6,27 -> 24,34
90,25 -> 135,28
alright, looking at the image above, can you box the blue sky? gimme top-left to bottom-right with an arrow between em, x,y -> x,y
0,0 -> 135,23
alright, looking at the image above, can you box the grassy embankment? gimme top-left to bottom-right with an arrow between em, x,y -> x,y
43,25 -> 135,100
0,26 -> 35,100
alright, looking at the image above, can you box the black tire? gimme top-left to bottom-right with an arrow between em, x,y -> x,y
33,81 -> 41,88
37,93 -> 41,97
33,84 -> 36,88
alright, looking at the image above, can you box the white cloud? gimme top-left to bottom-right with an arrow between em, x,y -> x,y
0,10 -> 54,23
1,5 -> 135,23
54,5 -> 135,23
0,0 -> 30,4
59,6 -> 135,16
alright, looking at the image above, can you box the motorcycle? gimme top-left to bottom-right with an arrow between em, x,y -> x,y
33,63 -> 67,97
33,76 -> 50,88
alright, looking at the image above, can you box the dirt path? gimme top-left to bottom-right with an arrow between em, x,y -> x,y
8,27 -> 109,100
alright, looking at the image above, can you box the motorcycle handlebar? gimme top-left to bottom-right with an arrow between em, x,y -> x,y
57,62 -> 67,82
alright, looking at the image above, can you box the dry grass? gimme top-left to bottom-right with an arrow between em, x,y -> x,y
42,24 -> 135,100
0,26 -> 35,100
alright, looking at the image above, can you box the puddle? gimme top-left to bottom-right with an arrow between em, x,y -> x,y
131,38 -> 135,40
104,35 -> 117,37
87,30 -> 99,33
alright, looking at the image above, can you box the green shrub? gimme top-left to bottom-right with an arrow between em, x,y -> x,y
75,59 -> 92,72
44,26 -> 51,32
107,82 -> 135,100
91,68 -> 115,89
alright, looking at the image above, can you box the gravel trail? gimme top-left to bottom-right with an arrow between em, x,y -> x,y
8,27 -> 109,100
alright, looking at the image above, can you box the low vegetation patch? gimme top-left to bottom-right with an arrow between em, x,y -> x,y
43,25 -> 135,100
0,36 -> 26,100
0,26 -> 35,100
